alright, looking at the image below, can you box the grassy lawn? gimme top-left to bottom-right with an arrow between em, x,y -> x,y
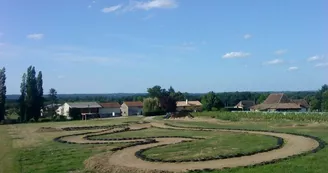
92,128 -> 278,161
18,142 -> 126,173
0,117 -> 142,173
143,132 -> 277,161
163,120 -> 328,173
0,126 -> 17,173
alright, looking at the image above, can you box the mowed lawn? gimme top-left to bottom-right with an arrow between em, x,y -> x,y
0,117 -> 142,173
93,128 -> 278,161
164,119 -> 328,173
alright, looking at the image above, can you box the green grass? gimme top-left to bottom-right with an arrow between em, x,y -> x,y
143,133 -> 277,161
17,142 -> 127,173
91,128 -> 278,161
163,121 -> 328,173
0,125 -> 18,173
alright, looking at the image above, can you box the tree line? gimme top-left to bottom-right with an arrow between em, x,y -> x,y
1,65 -> 327,123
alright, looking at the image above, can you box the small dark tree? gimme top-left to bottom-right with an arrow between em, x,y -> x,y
49,88 -> 58,117
0,67 -> 6,122
36,71 -> 44,120
159,95 -> 177,112
69,108 -> 81,120
19,73 -> 27,122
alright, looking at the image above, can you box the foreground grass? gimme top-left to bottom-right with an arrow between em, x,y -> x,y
0,126 -> 17,173
92,128 -> 278,161
0,117 -> 143,173
18,142 -> 125,173
163,120 -> 328,173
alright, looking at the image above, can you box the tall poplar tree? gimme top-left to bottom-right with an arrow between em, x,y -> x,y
0,67 -> 6,122
36,71 -> 44,119
19,73 -> 27,122
25,66 -> 38,121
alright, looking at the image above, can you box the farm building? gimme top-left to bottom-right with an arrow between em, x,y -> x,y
250,93 -> 309,112
121,101 -> 143,116
234,100 -> 255,111
56,102 -> 102,118
98,102 -> 121,117
176,99 -> 202,112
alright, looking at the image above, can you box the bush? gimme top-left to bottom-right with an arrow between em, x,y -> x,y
39,118 -> 52,122
144,111 -> 166,116
29,118 -> 36,123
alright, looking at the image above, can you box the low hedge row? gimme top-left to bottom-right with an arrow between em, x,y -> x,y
161,123 -> 327,173
135,137 -> 283,163
61,124 -> 127,131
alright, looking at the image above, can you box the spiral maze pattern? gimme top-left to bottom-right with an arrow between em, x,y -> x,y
53,122 -> 325,173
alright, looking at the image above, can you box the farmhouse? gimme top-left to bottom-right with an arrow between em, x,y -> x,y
56,102 -> 102,118
98,102 -> 121,118
176,99 -> 202,112
250,93 -> 309,112
121,101 -> 143,116
234,100 -> 255,111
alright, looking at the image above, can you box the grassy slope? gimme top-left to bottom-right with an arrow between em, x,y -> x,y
93,128 -> 278,161
0,125 -> 17,173
18,142 -> 125,173
1,117 -> 142,173
164,121 -> 328,173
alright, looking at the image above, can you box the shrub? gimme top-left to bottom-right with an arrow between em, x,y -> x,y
144,111 -> 166,117
39,118 -> 52,122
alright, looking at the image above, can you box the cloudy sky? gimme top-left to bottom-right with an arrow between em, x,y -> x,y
0,0 -> 327,94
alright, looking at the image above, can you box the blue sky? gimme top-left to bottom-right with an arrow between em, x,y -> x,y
0,0 -> 327,94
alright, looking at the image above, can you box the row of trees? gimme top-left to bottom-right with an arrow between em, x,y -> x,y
18,66 -> 44,122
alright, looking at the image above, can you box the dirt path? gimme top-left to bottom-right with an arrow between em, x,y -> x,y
59,122 -> 320,173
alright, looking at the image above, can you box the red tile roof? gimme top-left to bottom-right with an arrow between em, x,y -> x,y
263,93 -> 290,104
99,102 -> 121,108
124,101 -> 143,107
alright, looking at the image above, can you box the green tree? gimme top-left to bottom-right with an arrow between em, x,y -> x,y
143,97 -> 160,113
321,91 -> 328,111
0,67 -> 6,122
201,91 -> 224,111
19,73 -> 27,122
36,71 -> 44,119
25,66 -> 38,121
257,94 -> 268,104
147,85 -> 166,98
49,88 -> 58,117
309,96 -> 320,111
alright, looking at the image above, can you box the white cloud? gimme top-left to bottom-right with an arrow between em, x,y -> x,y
133,0 -> 178,10
27,33 -> 44,40
57,75 -> 65,79
222,52 -> 250,59
288,66 -> 299,71
274,49 -> 287,55
264,59 -> 284,65
315,62 -> 328,67
92,1 -> 96,3
102,5 -> 122,13
307,56 -> 322,62
244,34 -> 252,39
88,5 -> 92,8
